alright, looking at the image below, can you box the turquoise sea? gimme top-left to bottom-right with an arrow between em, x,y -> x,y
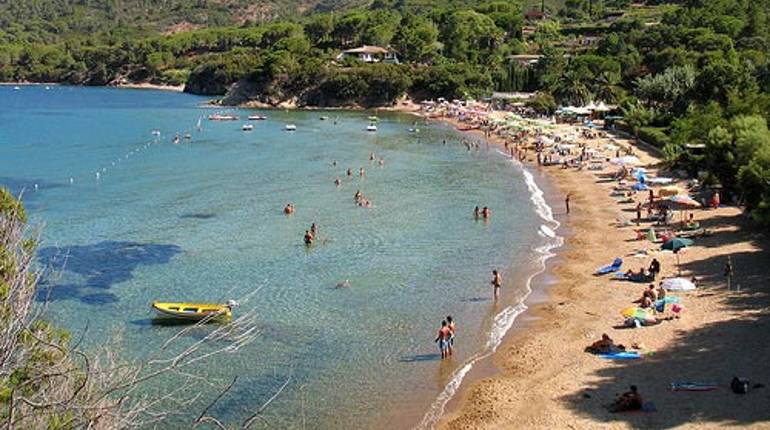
0,85 -> 561,429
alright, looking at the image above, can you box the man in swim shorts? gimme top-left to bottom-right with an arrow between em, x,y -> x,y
447,316 -> 456,351
435,320 -> 451,359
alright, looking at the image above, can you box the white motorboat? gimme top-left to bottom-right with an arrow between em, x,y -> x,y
242,124 -> 254,131
366,124 -> 377,132
285,124 -> 297,131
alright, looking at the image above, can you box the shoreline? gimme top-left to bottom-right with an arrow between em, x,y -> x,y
1,81 -> 185,93
424,109 -> 770,429
394,108 -> 567,429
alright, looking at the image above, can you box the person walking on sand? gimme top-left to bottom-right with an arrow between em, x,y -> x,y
435,320 -> 452,359
491,270 -> 502,299
565,194 -> 571,214
648,258 -> 661,280
636,202 -> 642,225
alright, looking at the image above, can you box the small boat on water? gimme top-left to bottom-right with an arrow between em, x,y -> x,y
248,115 -> 267,121
242,124 -> 254,131
184,133 -> 192,139
151,129 -> 161,136
285,124 -> 297,131
208,114 -> 239,121
151,300 -> 236,322
13,86 -> 20,91
366,123 -> 377,132
319,116 -> 329,121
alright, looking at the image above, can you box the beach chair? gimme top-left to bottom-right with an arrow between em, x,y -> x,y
596,258 -> 623,275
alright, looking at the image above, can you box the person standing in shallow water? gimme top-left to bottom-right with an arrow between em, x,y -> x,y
435,320 -> 452,359
473,206 -> 480,220
491,270 -> 502,299
447,315 -> 456,351
304,230 -> 313,246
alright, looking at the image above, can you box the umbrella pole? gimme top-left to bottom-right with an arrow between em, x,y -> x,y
676,251 -> 681,276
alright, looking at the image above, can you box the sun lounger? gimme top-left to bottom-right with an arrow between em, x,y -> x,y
596,258 -> 623,275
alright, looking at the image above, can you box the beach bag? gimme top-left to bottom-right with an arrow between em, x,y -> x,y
731,377 -> 750,394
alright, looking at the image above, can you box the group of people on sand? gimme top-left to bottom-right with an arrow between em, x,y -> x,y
473,206 -> 491,220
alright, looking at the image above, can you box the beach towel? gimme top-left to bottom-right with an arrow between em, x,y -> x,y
596,258 -> 623,275
599,351 -> 641,360
670,382 -> 718,392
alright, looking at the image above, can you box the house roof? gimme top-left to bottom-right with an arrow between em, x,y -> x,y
343,45 -> 390,54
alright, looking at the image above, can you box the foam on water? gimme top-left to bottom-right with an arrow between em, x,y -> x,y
416,151 -> 564,430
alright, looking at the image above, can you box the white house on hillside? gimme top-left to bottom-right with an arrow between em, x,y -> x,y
336,46 -> 399,64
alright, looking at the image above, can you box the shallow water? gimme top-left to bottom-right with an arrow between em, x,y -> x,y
0,86 -> 553,429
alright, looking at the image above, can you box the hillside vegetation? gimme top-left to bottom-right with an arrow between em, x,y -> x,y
2,1 -> 770,223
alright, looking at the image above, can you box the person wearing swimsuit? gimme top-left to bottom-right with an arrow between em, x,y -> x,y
435,320 -> 451,359
492,270 -> 502,299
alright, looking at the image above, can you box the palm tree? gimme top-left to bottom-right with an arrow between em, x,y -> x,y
553,69 -> 592,105
592,71 -> 622,103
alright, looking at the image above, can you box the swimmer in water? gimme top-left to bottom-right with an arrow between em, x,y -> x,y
335,177 -> 342,186
332,160 -> 337,166
359,167 -> 365,177
304,230 -> 313,246
284,204 -> 294,215
310,223 -> 317,236
378,158 -> 385,167
347,168 -> 353,177
481,206 -> 490,219
354,190 -> 362,202
473,206 -> 480,220
370,152 -> 375,161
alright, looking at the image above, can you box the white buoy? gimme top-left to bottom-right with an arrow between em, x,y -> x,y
34,183 -> 39,190
69,177 -> 74,184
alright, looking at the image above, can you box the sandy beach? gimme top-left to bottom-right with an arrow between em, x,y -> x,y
114,82 -> 186,92
415,108 -> 770,429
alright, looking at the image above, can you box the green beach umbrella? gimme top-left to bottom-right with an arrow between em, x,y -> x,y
661,237 -> 693,251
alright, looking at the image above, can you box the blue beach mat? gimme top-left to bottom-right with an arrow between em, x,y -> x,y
599,351 -> 641,360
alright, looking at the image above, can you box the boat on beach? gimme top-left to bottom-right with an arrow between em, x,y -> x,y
208,114 -> 239,121
151,301 -> 236,322
248,115 -> 267,121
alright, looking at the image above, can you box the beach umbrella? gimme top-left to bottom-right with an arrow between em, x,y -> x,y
595,101 -> 612,112
661,237 -> 694,251
610,156 -> 642,166
662,237 -> 694,275
661,277 -> 696,291
621,306 -> 653,320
